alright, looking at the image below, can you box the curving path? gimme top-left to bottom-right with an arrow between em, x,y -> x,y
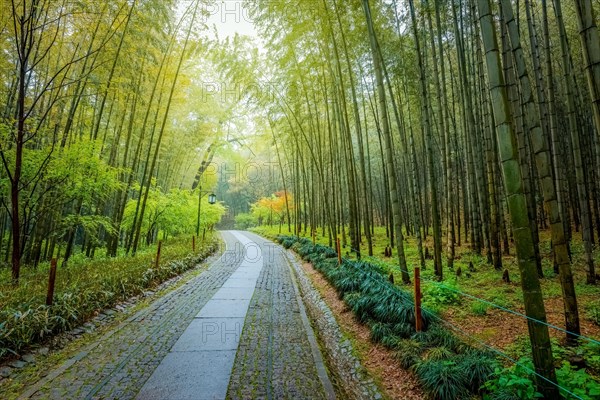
17,231 -> 335,400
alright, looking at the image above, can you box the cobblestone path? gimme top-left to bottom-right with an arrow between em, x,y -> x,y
226,231 -> 334,400
16,231 -> 334,400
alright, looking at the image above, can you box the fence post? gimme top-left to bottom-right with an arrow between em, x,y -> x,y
46,258 -> 57,306
155,240 -> 162,269
414,266 -> 422,332
192,235 -> 196,252
336,237 -> 342,265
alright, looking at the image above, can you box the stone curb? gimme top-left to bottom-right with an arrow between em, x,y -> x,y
285,250 -> 383,400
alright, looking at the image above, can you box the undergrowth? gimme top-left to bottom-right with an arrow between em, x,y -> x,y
0,236 -> 218,360
258,226 -> 600,399
276,234 -> 498,400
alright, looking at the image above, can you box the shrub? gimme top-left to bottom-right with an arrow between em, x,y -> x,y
482,358 -> 542,400
395,340 -> 424,369
417,325 -> 463,353
234,213 -> 256,229
458,349 -> 498,393
423,346 -> 454,361
297,242 -> 315,258
282,238 -> 296,249
291,242 -> 303,253
581,342 -> 600,373
484,358 -> 600,400
415,358 -> 471,400
335,274 -> 362,299
556,361 -> 600,399
370,322 -> 394,343
343,292 -> 362,309
381,334 -> 403,349
423,281 -> 461,308
391,322 -> 414,339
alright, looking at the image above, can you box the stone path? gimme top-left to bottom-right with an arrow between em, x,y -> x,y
14,231 -> 335,400
226,232 -> 334,400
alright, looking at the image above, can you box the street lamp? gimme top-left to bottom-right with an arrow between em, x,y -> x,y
196,189 -> 217,237
208,193 -> 217,205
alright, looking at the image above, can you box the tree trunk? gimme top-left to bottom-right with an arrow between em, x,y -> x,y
362,0 -> 409,283
477,0 -> 559,396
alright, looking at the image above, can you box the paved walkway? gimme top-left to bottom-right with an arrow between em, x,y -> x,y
17,231 -> 334,400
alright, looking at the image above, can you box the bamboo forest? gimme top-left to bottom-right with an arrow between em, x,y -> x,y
2,0 -> 600,399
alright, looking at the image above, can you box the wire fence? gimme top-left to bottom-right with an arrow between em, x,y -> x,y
346,266 -> 583,400
328,242 -> 597,399
422,308 -> 585,400
349,249 -> 600,347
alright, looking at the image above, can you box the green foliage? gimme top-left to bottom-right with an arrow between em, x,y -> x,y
334,274 -> 362,299
381,334 -> 404,349
395,339 -> 424,369
459,350 -> 499,392
50,140 -> 124,204
579,342 -> 600,372
281,238 -> 296,249
423,281 -> 461,309
415,358 -> 471,400
586,300 -> 600,326
556,361 -> 600,399
122,188 -> 225,238
483,357 -> 600,400
279,234 -> 499,400
234,213 -> 257,229
424,346 -> 454,361
483,358 -> 600,400
482,360 -> 541,400
370,322 -> 394,343
417,325 -> 464,354
471,301 -> 489,316
0,236 -> 217,359
343,292 -> 362,309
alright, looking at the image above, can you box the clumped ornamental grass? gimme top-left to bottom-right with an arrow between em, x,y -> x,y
277,235 -> 498,400
0,236 -> 218,360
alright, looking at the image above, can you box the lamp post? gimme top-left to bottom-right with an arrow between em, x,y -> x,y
196,185 -> 217,237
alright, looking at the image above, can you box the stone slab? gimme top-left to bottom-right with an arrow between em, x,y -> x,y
220,278 -> 259,289
171,318 -> 244,352
135,350 -> 237,400
227,270 -> 261,280
211,287 -> 255,300
195,299 -> 251,318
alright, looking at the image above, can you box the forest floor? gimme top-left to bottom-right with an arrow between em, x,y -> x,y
252,225 -> 600,374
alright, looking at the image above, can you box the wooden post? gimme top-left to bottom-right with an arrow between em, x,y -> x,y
336,237 -> 342,265
192,235 -> 196,252
46,258 -> 57,306
155,240 -> 162,269
414,267 -> 422,332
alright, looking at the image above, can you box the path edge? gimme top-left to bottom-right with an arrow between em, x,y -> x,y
15,235 -> 227,400
284,249 -> 383,400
